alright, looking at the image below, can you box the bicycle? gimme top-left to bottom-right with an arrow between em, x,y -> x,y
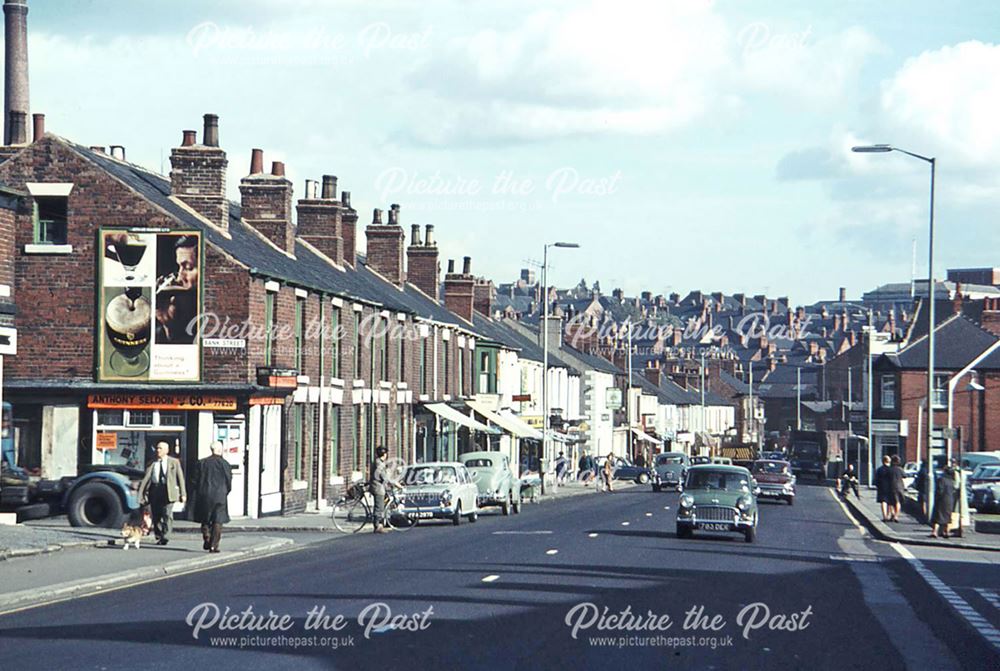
332,483 -> 416,533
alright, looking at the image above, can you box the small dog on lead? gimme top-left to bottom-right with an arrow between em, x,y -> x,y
120,523 -> 143,550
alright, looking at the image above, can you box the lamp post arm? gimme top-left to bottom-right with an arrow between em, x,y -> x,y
891,147 -> 934,164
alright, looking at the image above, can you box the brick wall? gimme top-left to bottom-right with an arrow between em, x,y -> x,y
0,203 -> 16,293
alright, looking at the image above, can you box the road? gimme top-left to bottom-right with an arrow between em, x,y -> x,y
0,484 -> 997,670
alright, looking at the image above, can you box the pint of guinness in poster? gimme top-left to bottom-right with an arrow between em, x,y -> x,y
98,229 -> 202,382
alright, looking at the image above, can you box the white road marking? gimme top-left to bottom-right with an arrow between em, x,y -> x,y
974,588 -> 1000,612
645,513 -> 653,517
481,575 -> 500,583
890,543 -> 1000,653
545,549 -> 559,555
491,531 -> 553,535
828,488 -> 866,535
587,533 -> 598,538
829,554 -> 880,563
664,506 -> 670,510
621,522 -> 630,526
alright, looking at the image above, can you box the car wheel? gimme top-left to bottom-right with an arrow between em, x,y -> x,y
67,482 -> 126,528
513,497 -> 522,514
637,473 -> 649,484
652,483 -> 661,492
452,502 -> 462,526
469,510 -> 478,523
676,524 -> 692,539
502,493 -> 512,516
786,496 -> 794,506
744,526 -> 756,543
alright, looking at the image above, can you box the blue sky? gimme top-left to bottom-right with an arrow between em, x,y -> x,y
23,0 -> 1000,304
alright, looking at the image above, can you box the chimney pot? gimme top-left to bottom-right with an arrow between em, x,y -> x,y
424,224 -> 435,246
372,208 -> 383,225
839,287 -> 847,303
31,112 -> 43,142
387,206 -> 397,225
447,259 -> 455,274
462,256 -> 471,275
304,179 -> 319,200
181,130 -> 197,147
109,145 -> 126,161
410,224 -> 421,246
202,113 -> 219,147
249,148 -> 264,175
341,191 -> 351,208
321,175 -> 338,199
270,161 -> 285,177
89,145 -> 106,154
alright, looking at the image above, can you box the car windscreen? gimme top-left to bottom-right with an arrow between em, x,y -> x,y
657,455 -> 684,465
691,457 -> 710,465
403,466 -> 457,485
463,459 -> 494,468
792,443 -> 822,458
753,461 -> 788,474
686,470 -> 751,492
972,466 -> 1000,479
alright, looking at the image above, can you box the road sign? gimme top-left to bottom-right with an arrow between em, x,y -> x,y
605,388 -> 623,410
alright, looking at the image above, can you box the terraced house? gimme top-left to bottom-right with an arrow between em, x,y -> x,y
0,111 -> 487,517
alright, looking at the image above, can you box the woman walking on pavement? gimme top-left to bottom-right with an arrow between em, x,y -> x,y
602,453 -> 614,493
889,455 -> 907,522
930,465 -> 958,538
874,455 -> 894,522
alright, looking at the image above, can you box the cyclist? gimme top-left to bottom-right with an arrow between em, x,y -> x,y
370,445 -> 400,534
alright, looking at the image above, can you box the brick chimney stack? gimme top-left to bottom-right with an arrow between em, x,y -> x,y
170,114 -> 230,232
340,190 -> 357,266
444,257 -> 475,322
473,277 -> 496,317
981,297 -> 1000,336
365,204 -> 405,286
297,174 -> 344,265
839,287 -> 847,303
407,224 -> 440,300
4,0 -> 29,146
239,150 -> 295,254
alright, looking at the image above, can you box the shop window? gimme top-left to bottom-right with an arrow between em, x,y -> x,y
33,196 -> 68,245
127,410 -> 154,426
97,409 -> 124,426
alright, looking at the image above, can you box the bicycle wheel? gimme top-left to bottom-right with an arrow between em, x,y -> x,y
386,502 -> 417,531
332,496 -> 370,533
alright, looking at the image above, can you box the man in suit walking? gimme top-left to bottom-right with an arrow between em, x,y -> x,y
192,440 -> 232,553
139,441 -> 186,545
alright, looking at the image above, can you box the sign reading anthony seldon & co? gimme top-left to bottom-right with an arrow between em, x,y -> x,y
87,394 -> 237,411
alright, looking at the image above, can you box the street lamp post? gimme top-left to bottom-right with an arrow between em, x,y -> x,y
853,144 -> 936,488
541,241 -> 579,496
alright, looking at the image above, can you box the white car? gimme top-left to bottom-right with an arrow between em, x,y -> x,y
398,462 -> 480,525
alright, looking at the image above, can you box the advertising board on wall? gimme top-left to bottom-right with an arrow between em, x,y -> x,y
97,228 -> 202,382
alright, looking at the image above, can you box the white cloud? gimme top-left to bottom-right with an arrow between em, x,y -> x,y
878,40 -> 1000,167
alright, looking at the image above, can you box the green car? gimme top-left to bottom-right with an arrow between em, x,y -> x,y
675,465 -> 759,543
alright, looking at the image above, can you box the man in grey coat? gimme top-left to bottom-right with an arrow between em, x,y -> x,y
139,441 -> 187,545
369,446 -> 399,533
192,440 -> 232,553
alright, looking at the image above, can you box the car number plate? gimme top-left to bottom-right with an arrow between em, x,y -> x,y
698,523 -> 731,531
413,511 -> 434,519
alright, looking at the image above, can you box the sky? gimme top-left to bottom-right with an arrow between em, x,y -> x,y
19,0 -> 1000,305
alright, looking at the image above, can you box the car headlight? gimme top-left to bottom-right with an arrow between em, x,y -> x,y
440,490 -> 452,504
737,495 -> 752,511
679,494 -> 694,509
783,483 -> 794,492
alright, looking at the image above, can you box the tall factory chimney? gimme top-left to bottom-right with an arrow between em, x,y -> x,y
4,0 -> 29,145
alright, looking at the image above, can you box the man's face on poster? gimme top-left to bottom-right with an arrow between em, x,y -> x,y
176,245 -> 198,290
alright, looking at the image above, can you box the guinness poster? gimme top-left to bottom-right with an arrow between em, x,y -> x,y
97,228 -> 202,382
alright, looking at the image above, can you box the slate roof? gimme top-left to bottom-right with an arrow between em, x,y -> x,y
885,314 -> 998,370
65,138 -> 472,331
470,314 -> 580,373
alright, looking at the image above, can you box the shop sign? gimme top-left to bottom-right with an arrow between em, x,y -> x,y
87,394 -> 237,411
249,396 -> 285,406
257,367 -> 299,388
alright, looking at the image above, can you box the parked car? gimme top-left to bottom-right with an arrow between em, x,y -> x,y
751,459 -> 795,505
461,451 -> 522,516
690,456 -> 712,466
652,452 -> 689,492
711,457 -> 733,466
762,451 -> 785,461
961,453 -> 1000,480
968,464 -> 1000,512
397,462 -> 479,525
676,465 -> 759,543
603,456 -> 652,484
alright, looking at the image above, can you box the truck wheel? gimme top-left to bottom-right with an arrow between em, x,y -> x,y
67,482 -> 125,528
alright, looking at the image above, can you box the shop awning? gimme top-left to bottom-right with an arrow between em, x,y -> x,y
631,427 -> 663,444
465,401 -> 543,440
425,403 -> 501,435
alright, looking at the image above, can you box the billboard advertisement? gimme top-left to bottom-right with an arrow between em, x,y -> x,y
97,229 -> 202,382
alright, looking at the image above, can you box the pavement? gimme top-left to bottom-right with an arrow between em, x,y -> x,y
1,483 -> 998,670
837,486 -> 1000,552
